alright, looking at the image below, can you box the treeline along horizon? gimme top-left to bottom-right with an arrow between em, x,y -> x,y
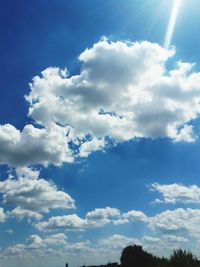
79,245 -> 200,267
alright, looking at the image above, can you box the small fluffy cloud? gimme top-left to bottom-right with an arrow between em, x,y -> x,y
0,169 -> 75,220
27,235 -> 46,250
114,210 -> 147,225
123,210 -> 147,222
9,208 -> 43,221
64,240 -> 94,254
79,137 -> 105,158
16,167 -> 40,180
27,233 -> 68,249
42,233 -> 68,246
5,229 -> 14,234
0,123 -> 73,167
151,183 -> 200,204
0,207 -> 6,222
35,214 -> 86,231
85,207 -> 120,227
35,207 -> 120,231
99,234 -> 140,250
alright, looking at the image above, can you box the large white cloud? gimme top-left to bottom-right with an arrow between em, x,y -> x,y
0,168 -> 75,220
1,38 -> 200,167
151,183 -> 200,204
26,38 -> 200,146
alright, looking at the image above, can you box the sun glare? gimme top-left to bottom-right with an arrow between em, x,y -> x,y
164,0 -> 182,49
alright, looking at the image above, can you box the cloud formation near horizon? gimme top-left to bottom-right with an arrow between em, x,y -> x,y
1,177 -> 200,265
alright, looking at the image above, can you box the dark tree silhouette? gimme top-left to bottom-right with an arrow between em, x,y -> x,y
120,245 -> 158,267
170,249 -> 200,267
83,244 -> 200,267
155,257 -> 171,267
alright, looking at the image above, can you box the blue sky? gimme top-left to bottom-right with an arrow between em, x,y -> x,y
1,0 -> 200,267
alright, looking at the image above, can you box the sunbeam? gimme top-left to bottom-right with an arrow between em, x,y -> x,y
164,0 -> 182,49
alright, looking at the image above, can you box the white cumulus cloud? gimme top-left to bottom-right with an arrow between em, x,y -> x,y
0,123 -> 73,167
114,210 -> 147,225
151,183 -> 200,204
1,39 -> 200,167
149,208 -> 200,238
26,39 -> 200,147
99,234 -> 140,250
35,207 -> 120,231
0,169 -> 75,220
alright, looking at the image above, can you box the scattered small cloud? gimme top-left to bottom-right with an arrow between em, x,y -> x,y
114,210 -> 147,225
5,229 -> 13,235
0,207 -> 6,222
150,183 -> 200,204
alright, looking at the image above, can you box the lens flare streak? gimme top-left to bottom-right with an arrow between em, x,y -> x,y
164,0 -> 182,49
